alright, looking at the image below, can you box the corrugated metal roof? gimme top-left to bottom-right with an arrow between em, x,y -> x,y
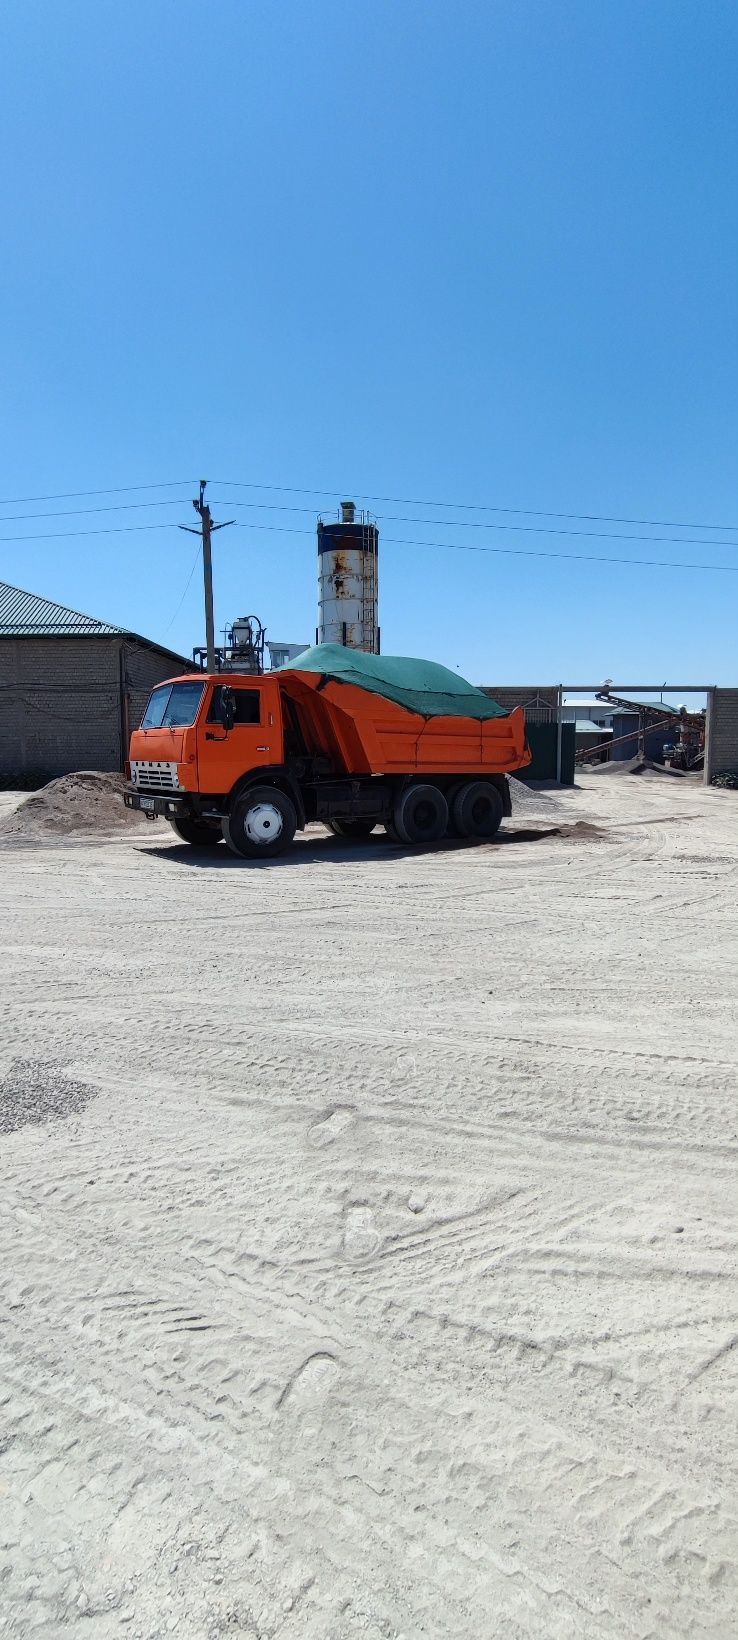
609,698 -> 682,716
565,695 -> 682,716
0,580 -> 124,636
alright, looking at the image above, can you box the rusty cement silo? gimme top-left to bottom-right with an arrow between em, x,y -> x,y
317,501 -> 379,652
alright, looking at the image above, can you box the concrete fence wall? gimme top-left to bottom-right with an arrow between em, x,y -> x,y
705,689 -> 738,782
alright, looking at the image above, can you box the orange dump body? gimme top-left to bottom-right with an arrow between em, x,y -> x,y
282,672 -> 531,777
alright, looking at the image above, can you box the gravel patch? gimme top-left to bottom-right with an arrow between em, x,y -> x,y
0,1059 -> 97,1134
585,755 -> 687,778
508,777 -> 566,816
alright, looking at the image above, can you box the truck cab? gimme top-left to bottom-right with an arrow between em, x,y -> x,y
125,674 -> 298,840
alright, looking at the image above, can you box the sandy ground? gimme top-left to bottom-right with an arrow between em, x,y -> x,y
1,773 -> 737,1639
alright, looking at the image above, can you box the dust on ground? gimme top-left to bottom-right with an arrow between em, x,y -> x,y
1,770 -> 737,1638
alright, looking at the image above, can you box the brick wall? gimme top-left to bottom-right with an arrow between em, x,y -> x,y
481,686 -> 560,720
0,637 -> 122,785
0,637 -> 188,787
705,688 -> 738,782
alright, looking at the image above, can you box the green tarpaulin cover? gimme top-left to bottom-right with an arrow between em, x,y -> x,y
279,644 -> 506,720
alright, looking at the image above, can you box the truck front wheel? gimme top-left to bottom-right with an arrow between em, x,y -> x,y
223,785 -> 297,859
168,817 -> 223,848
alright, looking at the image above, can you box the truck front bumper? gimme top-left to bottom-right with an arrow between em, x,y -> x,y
124,787 -> 193,820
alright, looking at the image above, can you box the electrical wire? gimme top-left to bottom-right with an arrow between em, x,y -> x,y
0,480 -> 196,506
0,498 -> 193,525
162,542 -> 202,634
1,516 -> 737,572
0,522 -> 180,542
245,522 -> 738,574
180,518 -> 738,573
211,497 -> 738,553
211,478 -> 738,535
0,475 -> 735,545
382,532 -> 738,574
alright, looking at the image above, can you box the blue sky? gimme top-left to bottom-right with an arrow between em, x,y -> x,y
0,0 -> 736,684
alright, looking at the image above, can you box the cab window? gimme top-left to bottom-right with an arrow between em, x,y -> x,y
142,681 -> 205,729
208,686 -> 261,725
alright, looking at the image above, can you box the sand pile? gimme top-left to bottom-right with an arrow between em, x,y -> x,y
0,771 -> 153,842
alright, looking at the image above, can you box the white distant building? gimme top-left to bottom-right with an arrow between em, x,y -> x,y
562,698 -> 618,729
267,641 -> 309,670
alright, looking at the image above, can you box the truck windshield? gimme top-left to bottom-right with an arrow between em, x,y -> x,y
141,682 -> 205,729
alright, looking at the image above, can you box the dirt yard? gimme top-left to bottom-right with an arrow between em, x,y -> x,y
2,773 -> 737,1639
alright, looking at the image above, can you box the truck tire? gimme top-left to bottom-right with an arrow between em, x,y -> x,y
443,781 -> 466,837
223,785 -> 297,859
327,819 -> 377,839
168,817 -> 223,848
393,783 -> 448,844
452,780 -> 504,839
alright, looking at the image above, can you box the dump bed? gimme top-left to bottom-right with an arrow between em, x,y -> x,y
279,645 -> 530,777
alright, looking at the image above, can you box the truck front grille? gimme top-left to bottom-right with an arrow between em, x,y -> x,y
130,760 -> 182,792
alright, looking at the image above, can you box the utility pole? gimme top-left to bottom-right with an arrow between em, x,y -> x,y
179,480 -> 234,670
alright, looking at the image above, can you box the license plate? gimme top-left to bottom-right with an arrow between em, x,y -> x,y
139,797 -> 155,812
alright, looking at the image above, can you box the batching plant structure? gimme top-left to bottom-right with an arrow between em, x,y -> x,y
317,501 -> 379,652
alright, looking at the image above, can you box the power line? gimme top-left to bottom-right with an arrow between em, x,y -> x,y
383,533 -> 738,574
0,498 -> 192,525
249,522 -> 738,574
212,478 -> 738,535
0,472 -> 736,539
0,486 -> 735,553
0,474 -> 736,543
212,497 -> 738,553
0,522 -> 179,542
0,480 -> 196,506
1,516 -> 737,573
381,513 -> 738,551
162,541 -> 202,635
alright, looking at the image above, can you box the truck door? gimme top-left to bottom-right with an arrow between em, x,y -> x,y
196,679 -> 282,795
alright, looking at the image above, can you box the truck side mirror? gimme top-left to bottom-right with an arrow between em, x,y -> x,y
220,687 -> 235,732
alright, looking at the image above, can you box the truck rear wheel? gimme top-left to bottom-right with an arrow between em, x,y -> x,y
452,780 -> 504,839
168,817 -> 223,848
327,819 -> 377,839
223,785 -> 297,859
393,783 -> 448,844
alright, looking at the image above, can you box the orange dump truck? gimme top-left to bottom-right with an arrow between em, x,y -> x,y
124,644 -> 531,858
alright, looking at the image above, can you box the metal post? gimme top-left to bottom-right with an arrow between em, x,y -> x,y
201,506 -> 216,671
703,688 -> 716,785
179,480 -> 234,672
555,684 -> 563,783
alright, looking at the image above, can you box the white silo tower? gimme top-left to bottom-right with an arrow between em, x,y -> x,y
317,501 -> 379,652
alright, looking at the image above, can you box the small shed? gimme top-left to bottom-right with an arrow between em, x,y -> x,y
0,580 -> 189,787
